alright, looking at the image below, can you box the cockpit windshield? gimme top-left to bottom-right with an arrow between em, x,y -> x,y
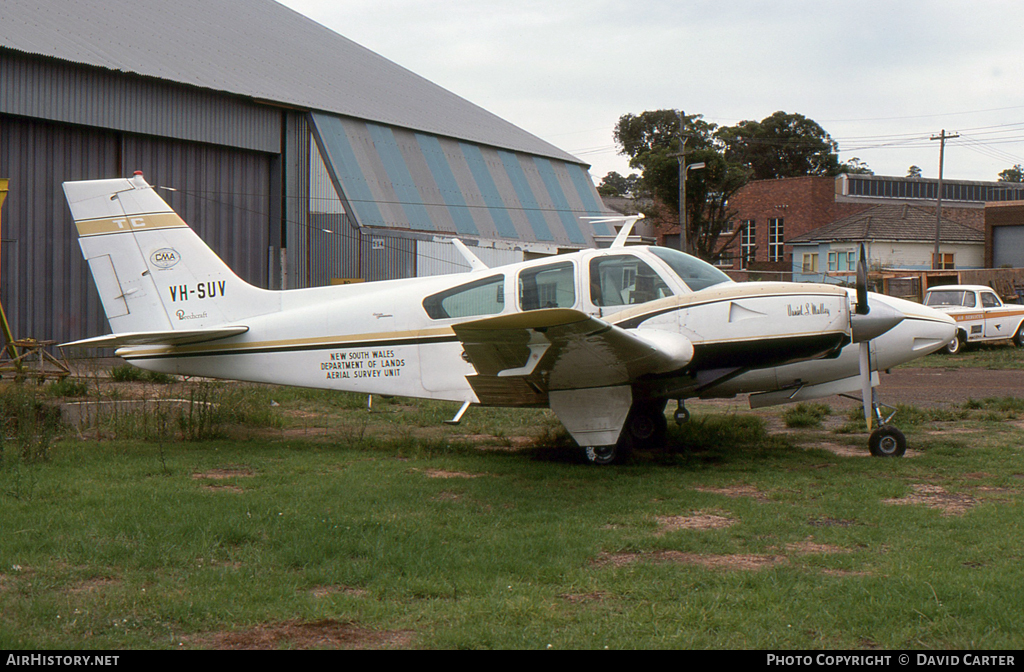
648,247 -> 733,292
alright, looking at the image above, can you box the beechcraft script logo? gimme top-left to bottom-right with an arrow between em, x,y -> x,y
150,248 -> 181,269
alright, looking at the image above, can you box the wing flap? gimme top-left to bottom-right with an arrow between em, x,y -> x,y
61,326 -> 249,348
453,309 -> 692,404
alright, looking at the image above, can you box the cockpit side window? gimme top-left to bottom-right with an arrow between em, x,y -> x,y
648,246 -> 733,292
518,261 -> 576,311
423,275 -> 505,320
589,255 -> 673,307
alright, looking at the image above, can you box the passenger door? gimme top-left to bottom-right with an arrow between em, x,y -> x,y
981,291 -> 1014,339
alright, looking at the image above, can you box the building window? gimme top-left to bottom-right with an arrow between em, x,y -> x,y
739,220 -> 756,268
801,253 -> 818,274
768,218 -> 784,262
932,253 -> 955,270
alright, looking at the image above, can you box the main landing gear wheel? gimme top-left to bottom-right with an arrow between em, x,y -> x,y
583,444 -> 623,465
626,402 -> 668,449
869,425 -> 906,458
582,400 -> 667,465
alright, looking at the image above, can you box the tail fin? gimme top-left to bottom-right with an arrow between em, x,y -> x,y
64,173 -> 273,334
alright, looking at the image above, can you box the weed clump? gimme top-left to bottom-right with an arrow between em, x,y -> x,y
0,384 -> 62,464
782,403 -> 831,428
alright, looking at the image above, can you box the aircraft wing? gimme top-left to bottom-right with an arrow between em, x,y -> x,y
452,309 -> 693,406
61,326 -> 249,348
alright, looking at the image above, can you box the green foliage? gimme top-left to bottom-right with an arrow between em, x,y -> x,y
998,164 -> 1024,183
46,377 -> 89,398
596,171 -> 640,197
0,385 -> 61,465
716,110 -> 843,180
109,363 -> 175,384
613,110 -> 749,261
782,403 -> 831,428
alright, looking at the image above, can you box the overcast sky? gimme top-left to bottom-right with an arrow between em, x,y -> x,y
278,0 -> 1024,184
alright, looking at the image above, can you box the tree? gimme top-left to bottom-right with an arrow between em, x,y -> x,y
613,110 -> 748,261
716,111 -> 842,180
907,165 -> 923,178
840,157 -> 874,175
998,164 -> 1024,183
596,171 -> 640,197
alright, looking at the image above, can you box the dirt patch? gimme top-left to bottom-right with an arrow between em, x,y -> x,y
883,484 -> 976,517
593,550 -> 787,571
67,577 -> 120,594
191,619 -> 414,650
694,484 -> 769,502
559,592 -> 608,605
655,512 -> 735,535
420,469 -> 484,479
192,467 -> 255,480
200,484 -> 245,494
309,585 -> 369,599
815,442 -> 868,458
784,539 -> 853,555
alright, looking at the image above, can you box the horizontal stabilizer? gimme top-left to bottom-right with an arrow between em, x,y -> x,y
61,326 -> 249,349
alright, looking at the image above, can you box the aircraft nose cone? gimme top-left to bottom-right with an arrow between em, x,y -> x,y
850,301 -> 905,342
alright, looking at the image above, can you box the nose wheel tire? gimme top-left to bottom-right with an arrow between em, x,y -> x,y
869,425 -> 906,458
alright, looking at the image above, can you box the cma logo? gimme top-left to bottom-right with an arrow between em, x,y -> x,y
150,248 -> 181,269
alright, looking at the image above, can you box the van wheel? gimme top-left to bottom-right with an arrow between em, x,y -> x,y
943,333 -> 964,355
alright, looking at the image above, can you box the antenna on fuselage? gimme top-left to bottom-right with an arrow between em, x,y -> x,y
450,239 -> 489,271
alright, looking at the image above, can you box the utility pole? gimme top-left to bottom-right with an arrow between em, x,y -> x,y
670,111 -> 705,255
930,129 -> 959,269
674,110 -> 690,254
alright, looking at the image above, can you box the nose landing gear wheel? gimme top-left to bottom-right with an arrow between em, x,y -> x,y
869,425 -> 906,457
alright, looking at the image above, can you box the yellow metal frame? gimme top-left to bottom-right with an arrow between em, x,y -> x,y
0,179 -> 19,367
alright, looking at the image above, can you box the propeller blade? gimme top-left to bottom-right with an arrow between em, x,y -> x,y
859,342 -> 873,430
855,243 -> 869,315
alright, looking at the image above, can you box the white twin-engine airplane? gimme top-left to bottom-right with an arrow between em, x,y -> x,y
62,173 -> 956,464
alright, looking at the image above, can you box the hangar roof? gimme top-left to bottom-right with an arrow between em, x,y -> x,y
0,0 -> 581,164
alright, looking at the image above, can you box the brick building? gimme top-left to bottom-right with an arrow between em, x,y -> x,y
710,174 -> 1014,280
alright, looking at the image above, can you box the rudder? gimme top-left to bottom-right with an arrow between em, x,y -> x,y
64,172 -> 273,334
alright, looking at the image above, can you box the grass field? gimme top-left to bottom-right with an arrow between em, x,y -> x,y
1,355 -> 1023,650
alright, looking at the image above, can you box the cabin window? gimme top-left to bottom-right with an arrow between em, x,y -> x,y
589,255 -> 673,307
518,262 -> 576,311
423,275 -> 505,320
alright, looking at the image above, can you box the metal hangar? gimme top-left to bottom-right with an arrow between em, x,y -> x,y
0,0 -> 609,345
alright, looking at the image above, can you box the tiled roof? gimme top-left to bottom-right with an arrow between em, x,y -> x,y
787,204 -> 984,244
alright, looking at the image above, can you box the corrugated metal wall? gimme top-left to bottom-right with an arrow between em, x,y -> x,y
0,115 -> 276,345
304,214 -> 416,285
0,52 -> 281,154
